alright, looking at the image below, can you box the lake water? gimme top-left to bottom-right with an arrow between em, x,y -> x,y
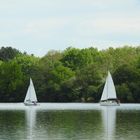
0,103 -> 140,140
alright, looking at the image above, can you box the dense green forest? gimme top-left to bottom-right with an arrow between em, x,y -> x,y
0,46 -> 140,103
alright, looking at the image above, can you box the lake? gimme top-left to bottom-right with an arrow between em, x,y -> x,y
0,103 -> 140,140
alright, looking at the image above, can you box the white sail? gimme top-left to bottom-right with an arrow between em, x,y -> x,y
24,78 -> 37,103
101,71 -> 117,101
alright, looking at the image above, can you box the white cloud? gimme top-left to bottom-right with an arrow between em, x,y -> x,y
24,18 -> 69,34
0,0 -> 140,56
77,17 -> 140,36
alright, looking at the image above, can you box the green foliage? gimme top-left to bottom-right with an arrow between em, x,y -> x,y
61,47 -> 100,71
50,61 -> 74,84
0,46 -> 21,61
116,84 -> 134,103
75,64 -> 102,102
113,63 -> 140,103
0,46 -> 140,103
0,61 -> 25,102
61,47 -> 81,70
37,59 -> 75,102
13,54 -> 39,76
100,46 -> 140,72
113,64 -> 139,85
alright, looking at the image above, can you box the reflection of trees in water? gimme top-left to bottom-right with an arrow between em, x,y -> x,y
35,110 -> 104,140
0,110 -> 26,140
116,110 -> 140,140
26,107 -> 36,140
101,107 -> 116,140
1,105 -> 140,140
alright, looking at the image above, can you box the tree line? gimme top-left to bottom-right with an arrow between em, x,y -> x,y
0,46 -> 140,103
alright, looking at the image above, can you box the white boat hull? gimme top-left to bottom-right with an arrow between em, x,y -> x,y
100,100 -> 120,106
24,101 -> 38,106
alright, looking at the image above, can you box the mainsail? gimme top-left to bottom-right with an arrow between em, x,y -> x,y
101,71 -> 117,101
24,78 -> 37,103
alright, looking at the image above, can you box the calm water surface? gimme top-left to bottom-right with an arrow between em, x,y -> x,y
0,103 -> 140,140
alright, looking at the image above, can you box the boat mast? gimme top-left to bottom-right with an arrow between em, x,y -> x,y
29,78 -> 32,100
107,71 -> 109,101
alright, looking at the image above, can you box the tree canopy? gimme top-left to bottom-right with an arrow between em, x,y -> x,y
0,46 -> 140,103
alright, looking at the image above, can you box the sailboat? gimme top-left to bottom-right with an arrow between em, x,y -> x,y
24,78 -> 38,106
100,71 -> 120,106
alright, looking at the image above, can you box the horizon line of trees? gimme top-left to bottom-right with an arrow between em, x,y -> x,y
0,46 -> 140,103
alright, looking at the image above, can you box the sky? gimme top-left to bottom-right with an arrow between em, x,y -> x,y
0,0 -> 140,56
